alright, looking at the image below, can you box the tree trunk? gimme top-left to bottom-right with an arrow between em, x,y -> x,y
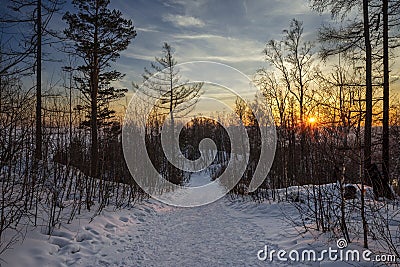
299,91 -> 305,183
168,55 -> 176,183
363,0 -> 373,184
382,0 -> 390,191
362,0 -> 372,248
90,2 -> 99,179
35,0 -> 42,160
90,80 -> 98,178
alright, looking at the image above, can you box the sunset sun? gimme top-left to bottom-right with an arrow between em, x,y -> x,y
308,117 -> 317,124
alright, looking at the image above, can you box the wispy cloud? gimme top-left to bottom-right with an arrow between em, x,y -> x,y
136,27 -> 160,33
173,33 -> 264,64
116,0 -> 334,82
162,14 -> 205,28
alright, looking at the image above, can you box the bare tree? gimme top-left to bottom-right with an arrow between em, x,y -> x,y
262,19 -> 315,185
1,0 -> 63,160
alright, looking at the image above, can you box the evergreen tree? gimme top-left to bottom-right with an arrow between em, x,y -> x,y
63,0 -> 136,178
136,43 -> 203,123
135,43 -> 202,152
135,42 -> 202,184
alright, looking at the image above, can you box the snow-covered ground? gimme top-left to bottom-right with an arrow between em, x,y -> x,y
1,173 -> 398,266
0,196 -> 306,267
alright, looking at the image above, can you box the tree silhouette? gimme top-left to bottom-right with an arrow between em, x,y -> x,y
63,0 -> 136,178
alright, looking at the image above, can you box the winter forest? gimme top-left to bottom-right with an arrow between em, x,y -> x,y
1,0 -> 400,266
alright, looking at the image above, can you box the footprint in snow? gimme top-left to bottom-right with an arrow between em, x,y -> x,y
119,216 -> 129,222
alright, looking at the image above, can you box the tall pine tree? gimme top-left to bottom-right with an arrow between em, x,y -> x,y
63,0 -> 136,178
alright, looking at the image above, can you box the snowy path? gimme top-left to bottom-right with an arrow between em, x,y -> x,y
95,199 -> 279,267
61,199 -> 290,266
3,188 -> 365,267
4,196 -> 293,267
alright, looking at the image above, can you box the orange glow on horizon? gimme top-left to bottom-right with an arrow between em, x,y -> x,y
308,117 -> 317,124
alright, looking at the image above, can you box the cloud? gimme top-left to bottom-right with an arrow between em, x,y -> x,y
162,14 -> 205,28
172,33 -> 264,64
136,27 -> 160,33
116,0 -> 333,83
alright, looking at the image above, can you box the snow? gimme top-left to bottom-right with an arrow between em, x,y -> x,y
3,197 -> 287,266
186,172 -> 212,187
1,172 -> 398,266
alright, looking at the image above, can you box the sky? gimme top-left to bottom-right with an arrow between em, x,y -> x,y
109,0 -> 330,87
1,0 -> 399,116
106,0 -> 333,117
110,0 -> 398,118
